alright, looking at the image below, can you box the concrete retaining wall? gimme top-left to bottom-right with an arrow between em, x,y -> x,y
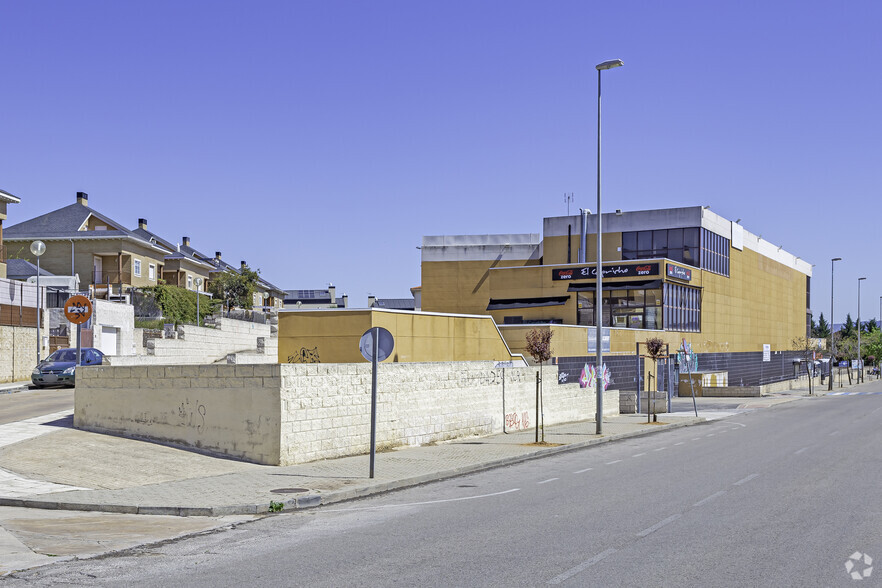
75,362 -> 619,466
0,325 -> 37,383
111,317 -> 274,366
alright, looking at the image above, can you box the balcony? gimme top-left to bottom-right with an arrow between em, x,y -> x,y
92,269 -> 132,285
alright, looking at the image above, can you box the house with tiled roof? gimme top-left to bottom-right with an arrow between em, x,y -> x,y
0,188 -> 22,279
3,192 -> 171,297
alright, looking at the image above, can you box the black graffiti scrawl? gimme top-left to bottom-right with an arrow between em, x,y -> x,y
289,347 -> 320,363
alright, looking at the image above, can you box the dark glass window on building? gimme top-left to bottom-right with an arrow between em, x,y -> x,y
663,282 -> 701,332
622,227 -> 702,268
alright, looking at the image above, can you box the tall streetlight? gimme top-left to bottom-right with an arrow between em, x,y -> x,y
30,240 -> 46,363
595,58 -> 623,435
858,277 -> 866,382
829,257 -> 841,390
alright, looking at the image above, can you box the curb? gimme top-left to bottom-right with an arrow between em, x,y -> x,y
0,417 -> 706,517
0,384 -> 30,395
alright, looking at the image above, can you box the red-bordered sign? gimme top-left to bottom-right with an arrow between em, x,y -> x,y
64,295 -> 93,325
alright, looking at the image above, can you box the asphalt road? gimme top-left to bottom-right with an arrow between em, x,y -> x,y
0,388 -> 73,425
5,387 -> 881,587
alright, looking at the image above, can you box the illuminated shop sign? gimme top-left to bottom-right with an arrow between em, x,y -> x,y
666,263 -> 692,282
552,263 -> 659,281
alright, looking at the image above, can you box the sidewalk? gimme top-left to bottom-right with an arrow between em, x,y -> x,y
0,411 -> 713,517
0,380 -> 31,395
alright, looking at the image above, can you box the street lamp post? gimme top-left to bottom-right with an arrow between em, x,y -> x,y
195,278 -> 204,327
30,240 -> 46,363
595,58 -> 623,435
829,257 -> 842,391
858,277 -> 866,383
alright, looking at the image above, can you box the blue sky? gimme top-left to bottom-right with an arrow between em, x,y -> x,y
2,1 -> 880,322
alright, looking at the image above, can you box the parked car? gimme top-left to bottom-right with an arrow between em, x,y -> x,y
31,347 -> 105,388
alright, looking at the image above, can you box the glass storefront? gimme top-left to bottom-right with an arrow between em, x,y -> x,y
576,283 -> 699,332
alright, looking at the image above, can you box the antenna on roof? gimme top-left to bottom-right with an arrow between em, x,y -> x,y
564,193 -> 574,216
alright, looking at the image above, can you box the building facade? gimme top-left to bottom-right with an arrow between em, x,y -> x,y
421,206 -> 812,356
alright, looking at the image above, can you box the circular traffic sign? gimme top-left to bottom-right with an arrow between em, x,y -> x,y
359,327 -> 394,362
64,295 -> 93,325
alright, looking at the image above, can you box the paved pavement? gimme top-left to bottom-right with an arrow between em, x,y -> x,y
0,375 -> 867,576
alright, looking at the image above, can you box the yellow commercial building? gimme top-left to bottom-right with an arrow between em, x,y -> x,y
421,206 -> 812,358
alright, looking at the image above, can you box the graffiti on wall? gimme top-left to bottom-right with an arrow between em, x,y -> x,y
177,398 -> 207,434
289,347 -> 320,364
504,411 -> 531,430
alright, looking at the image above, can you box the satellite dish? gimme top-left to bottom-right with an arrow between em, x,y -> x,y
359,327 -> 394,362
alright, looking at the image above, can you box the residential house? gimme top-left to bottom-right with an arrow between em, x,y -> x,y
4,192 -> 170,298
367,295 -> 416,311
131,227 -> 213,292
0,188 -> 22,279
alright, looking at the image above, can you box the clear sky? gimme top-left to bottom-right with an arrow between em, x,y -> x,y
2,1 -> 880,322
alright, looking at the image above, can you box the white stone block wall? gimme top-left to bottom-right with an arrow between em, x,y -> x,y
278,362 -> 619,465
111,317 -> 273,366
75,361 -> 619,465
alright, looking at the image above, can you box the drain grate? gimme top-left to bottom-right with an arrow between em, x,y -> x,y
270,487 -> 309,494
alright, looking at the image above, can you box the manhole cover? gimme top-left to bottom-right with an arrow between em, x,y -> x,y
270,488 -> 309,494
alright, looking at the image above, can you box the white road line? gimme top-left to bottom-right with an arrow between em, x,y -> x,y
322,488 -> 521,512
674,442 -> 685,446
538,478 -> 559,485
637,514 -> 681,537
606,460 -> 622,465
691,438 -> 701,441
632,453 -> 647,457
734,473 -> 759,486
653,447 -> 666,452
692,490 -> 727,507
717,430 -> 728,434
574,468 -> 593,474
729,422 -> 747,427
829,431 -> 840,436
794,447 -> 810,455
547,548 -> 618,585
706,433 -> 715,437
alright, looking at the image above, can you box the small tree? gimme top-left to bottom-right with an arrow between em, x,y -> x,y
644,337 -> 666,422
792,336 -> 816,395
208,265 -> 261,311
814,313 -> 831,339
525,329 -> 553,442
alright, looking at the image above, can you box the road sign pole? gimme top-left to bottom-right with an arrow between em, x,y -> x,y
76,323 -> 82,368
369,327 -> 378,479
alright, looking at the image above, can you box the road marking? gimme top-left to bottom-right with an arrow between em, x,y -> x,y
538,478 -> 559,485
794,447 -> 810,455
691,438 -> 701,441
693,490 -> 727,507
653,447 -> 667,452
717,430 -> 728,434
734,473 -> 759,486
729,422 -> 747,428
547,548 -> 618,584
574,468 -> 593,474
674,442 -> 685,446
632,453 -> 647,458
706,433 -> 715,437
606,460 -> 622,465
322,488 -> 521,512
829,431 -> 840,436
637,514 -> 681,537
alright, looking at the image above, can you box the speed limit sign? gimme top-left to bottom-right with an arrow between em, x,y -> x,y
64,295 -> 93,325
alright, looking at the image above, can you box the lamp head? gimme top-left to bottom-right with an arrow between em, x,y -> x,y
30,240 -> 46,257
832,257 -> 842,262
596,59 -> 624,71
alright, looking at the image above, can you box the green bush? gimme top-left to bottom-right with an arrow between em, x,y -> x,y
138,285 -> 220,327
